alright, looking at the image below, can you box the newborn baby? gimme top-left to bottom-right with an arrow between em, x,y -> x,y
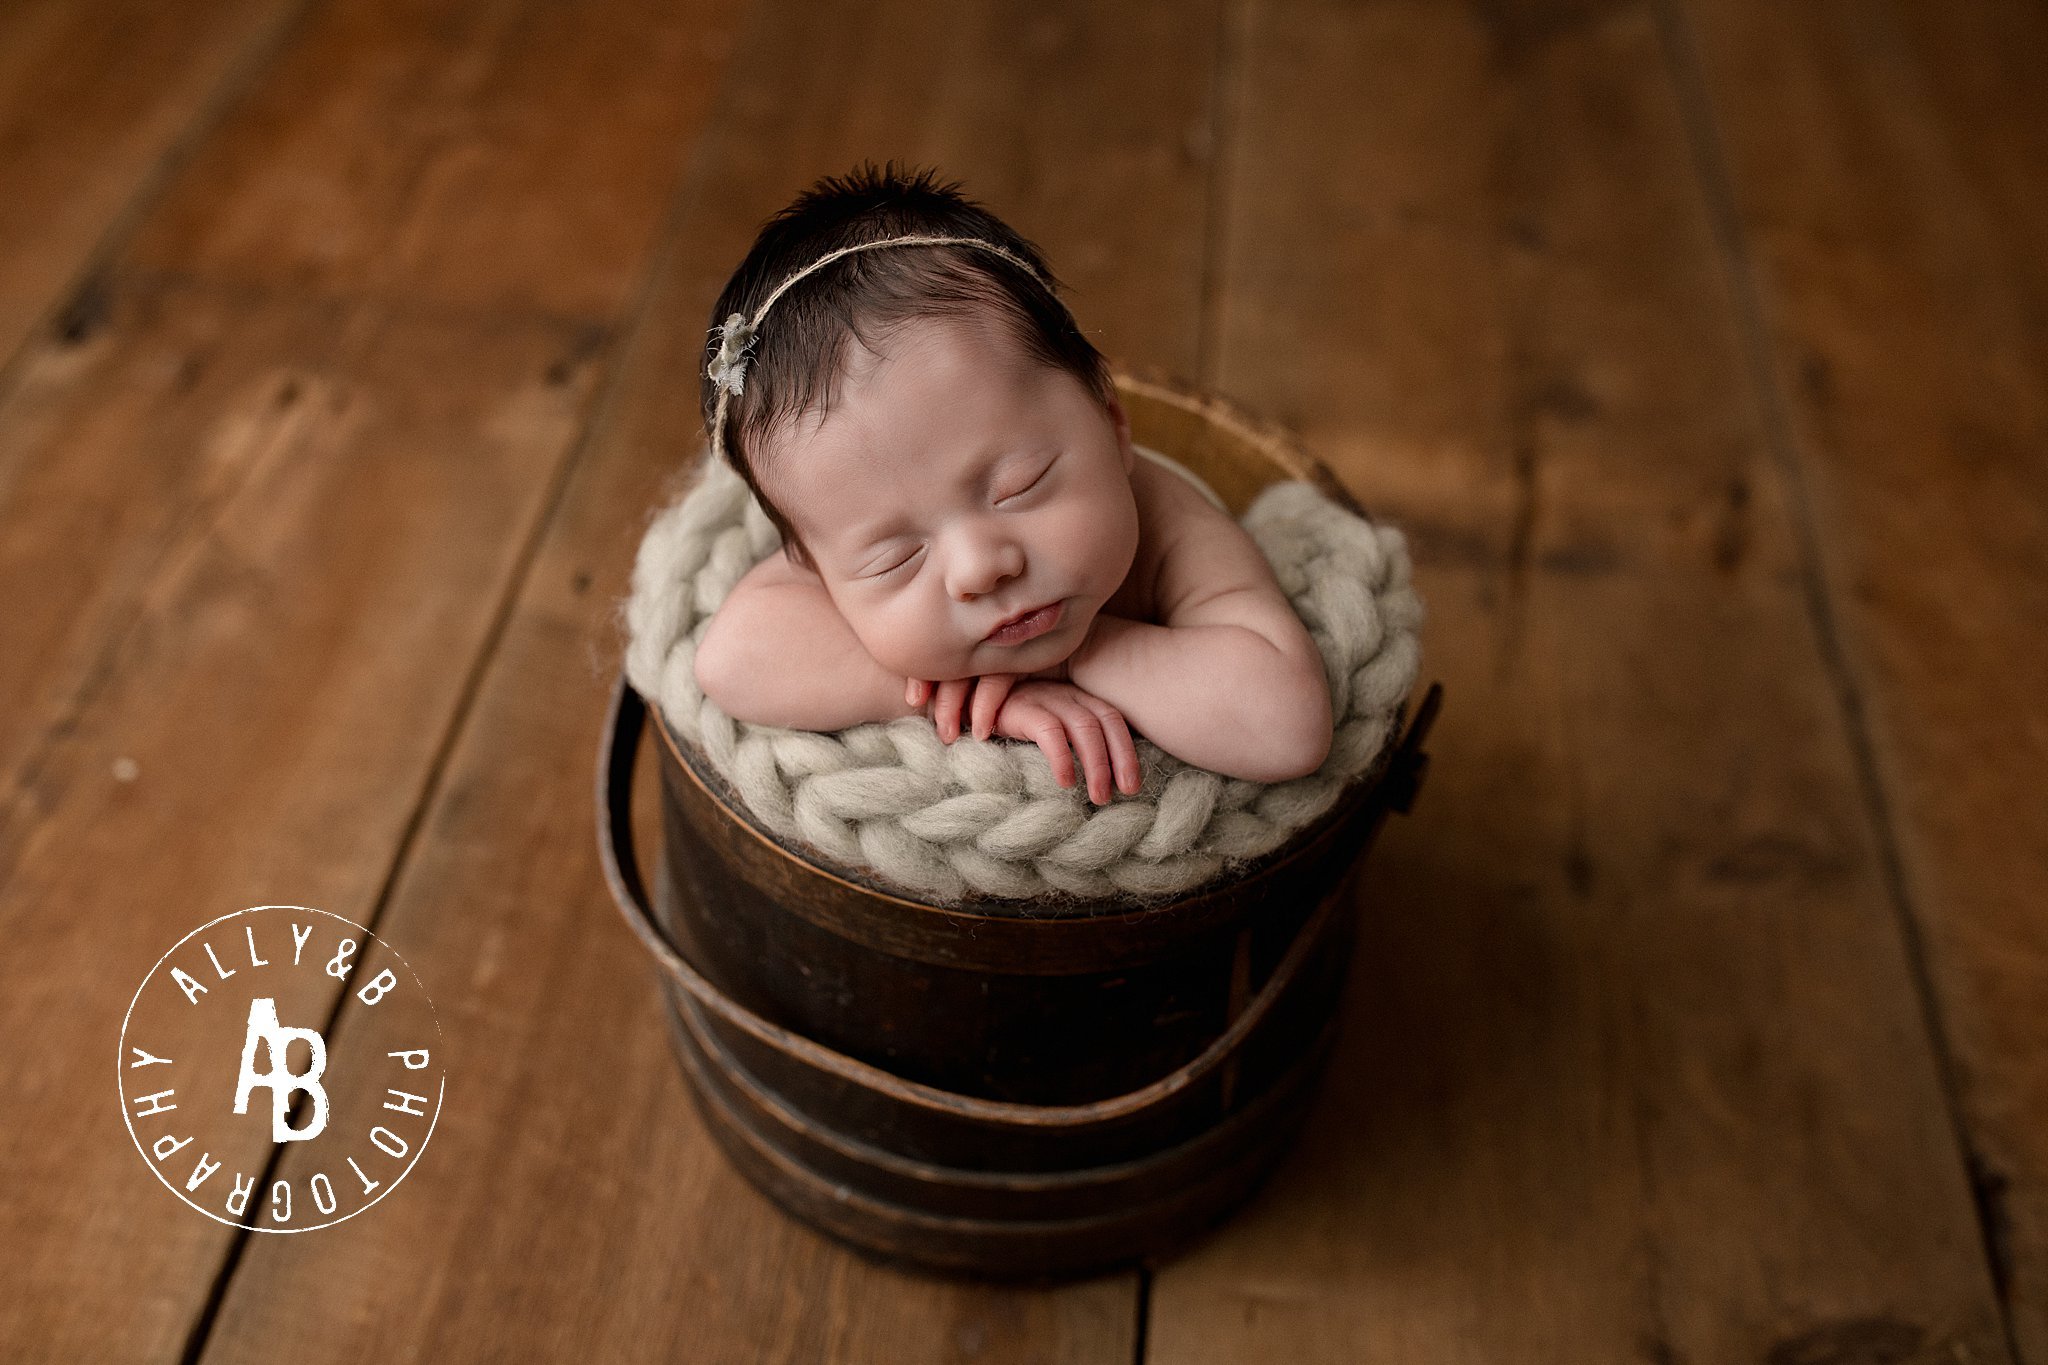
692,164 -> 1333,804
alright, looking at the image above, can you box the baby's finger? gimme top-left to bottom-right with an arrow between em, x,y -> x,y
1080,697 -> 1142,795
1021,711 -> 1077,788
969,675 -> 1017,740
937,678 -> 974,742
1050,701 -> 1113,805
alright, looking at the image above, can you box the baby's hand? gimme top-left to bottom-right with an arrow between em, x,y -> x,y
905,658 -> 1072,738
907,671 -> 1052,738
993,681 -> 1143,804
909,675 -> 1140,805
908,674 -> 1020,746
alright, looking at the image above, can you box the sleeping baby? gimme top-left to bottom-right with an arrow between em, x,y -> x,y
691,163 -> 1333,805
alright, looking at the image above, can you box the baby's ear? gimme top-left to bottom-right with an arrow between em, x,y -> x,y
1105,392 -> 1135,472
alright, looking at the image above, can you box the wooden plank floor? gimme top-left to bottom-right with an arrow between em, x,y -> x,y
0,0 -> 2038,1360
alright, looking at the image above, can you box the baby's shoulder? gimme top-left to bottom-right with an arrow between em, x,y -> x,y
1133,454 -> 1292,629
1118,453 -> 1212,621
731,543 -> 817,593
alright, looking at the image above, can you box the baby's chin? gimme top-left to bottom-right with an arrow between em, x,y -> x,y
895,625 -> 1082,683
965,611 -> 1089,678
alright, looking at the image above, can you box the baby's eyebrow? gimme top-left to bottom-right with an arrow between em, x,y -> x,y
844,509 -> 914,551
841,445 -> 1038,550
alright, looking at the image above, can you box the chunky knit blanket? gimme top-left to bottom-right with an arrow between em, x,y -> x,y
621,449 -> 1423,909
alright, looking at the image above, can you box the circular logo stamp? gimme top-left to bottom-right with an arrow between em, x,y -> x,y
118,905 -> 444,1233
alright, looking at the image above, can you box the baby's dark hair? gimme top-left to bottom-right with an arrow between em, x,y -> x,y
701,160 -> 1116,573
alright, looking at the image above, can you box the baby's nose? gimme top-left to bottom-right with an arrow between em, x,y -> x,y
947,536 -> 1025,601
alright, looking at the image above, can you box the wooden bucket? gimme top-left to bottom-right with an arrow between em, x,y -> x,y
597,372 -> 1441,1280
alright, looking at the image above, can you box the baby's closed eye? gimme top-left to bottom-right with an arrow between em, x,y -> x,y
855,455 -> 1062,581
999,455 -> 1056,501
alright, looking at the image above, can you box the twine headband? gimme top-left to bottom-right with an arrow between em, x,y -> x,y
703,233 -> 1064,464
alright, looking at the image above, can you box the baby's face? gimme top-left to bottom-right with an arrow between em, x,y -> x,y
759,311 -> 1139,682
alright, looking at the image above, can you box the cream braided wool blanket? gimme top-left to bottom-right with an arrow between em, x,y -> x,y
621,450 -> 1423,909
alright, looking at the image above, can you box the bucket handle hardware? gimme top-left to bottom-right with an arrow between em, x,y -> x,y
596,675 -> 1441,1128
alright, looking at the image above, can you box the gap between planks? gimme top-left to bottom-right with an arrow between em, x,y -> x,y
0,0 -> 320,417
1192,0 -> 1251,392
169,11 -> 768,1363
1648,0 -> 2021,1353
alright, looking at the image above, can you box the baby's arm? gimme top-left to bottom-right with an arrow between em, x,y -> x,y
693,550 -> 925,731
1068,513 -> 1333,784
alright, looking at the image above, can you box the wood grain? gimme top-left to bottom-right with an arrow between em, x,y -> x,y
0,0 -> 302,369
0,285 -> 607,1361
123,0 -> 728,320
8,0 -> 2037,1357
194,0 -> 1223,1358
1146,1 -> 2011,1359
0,0 -> 735,1357
0,0 -> 721,798
1672,0 -> 2048,1355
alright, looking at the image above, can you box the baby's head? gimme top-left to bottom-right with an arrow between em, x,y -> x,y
702,162 -> 1139,683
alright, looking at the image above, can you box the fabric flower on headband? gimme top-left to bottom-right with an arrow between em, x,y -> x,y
707,311 -> 756,396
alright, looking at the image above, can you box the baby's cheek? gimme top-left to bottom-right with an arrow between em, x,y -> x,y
855,604 -> 964,681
